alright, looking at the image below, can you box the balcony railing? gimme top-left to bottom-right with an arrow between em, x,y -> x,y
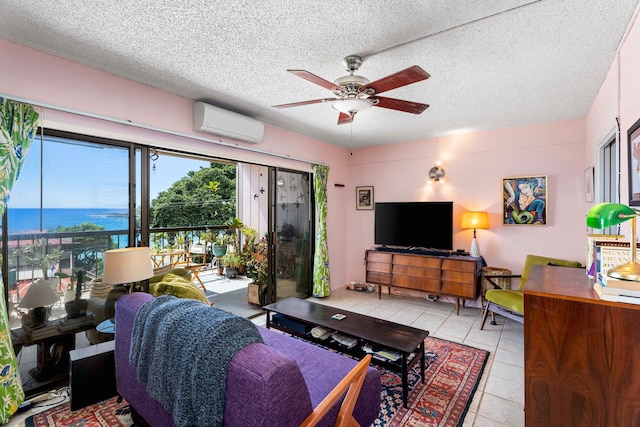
4,226 -> 232,327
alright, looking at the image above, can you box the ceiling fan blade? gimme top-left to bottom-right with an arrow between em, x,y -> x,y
373,96 -> 430,114
288,70 -> 338,91
365,66 -> 430,94
272,98 -> 330,108
337,112 -> 353,125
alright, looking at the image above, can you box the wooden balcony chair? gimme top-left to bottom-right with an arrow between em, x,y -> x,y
480,254 -> 583,329
300,354 -> 372,427
176,243 -> 208,293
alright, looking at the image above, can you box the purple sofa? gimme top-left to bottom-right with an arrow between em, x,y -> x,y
115,293 -> 381,426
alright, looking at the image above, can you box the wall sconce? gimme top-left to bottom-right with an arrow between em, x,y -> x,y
429,162 -> 445,183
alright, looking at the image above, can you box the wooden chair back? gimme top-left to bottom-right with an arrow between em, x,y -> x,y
300,354 -> 371,427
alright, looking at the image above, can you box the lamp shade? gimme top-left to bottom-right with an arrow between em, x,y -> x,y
586,203 -> 636,229
19,280 -> 60,309
332,99 -> 372,114
586,203 -> 640,281
103,247 -> 154,285
460,212 -> 490,230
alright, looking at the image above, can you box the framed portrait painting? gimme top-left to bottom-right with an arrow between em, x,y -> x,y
502,176 -> 547,225
356,186 -> 374,210
628,118 -> 640,206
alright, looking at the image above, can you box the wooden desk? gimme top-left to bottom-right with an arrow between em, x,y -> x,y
523,265 -> 640,426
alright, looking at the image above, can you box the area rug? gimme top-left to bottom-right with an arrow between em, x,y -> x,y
24,396 -> 132,427
375,336 -> 488,426
24,337 -> 487,427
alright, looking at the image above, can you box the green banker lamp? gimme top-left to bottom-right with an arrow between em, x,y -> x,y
587,203 -> 640,281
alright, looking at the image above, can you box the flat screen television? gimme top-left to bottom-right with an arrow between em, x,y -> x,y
374,201 -> 453,250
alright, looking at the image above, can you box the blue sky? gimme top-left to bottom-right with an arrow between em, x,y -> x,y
9,137 -> 210,208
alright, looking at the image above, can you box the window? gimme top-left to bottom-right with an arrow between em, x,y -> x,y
597,127 -> 620,234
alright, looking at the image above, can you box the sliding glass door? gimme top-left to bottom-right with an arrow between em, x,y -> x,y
270,169 -> 313,301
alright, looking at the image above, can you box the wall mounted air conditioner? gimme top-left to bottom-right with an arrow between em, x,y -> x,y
193,101 -> 264,144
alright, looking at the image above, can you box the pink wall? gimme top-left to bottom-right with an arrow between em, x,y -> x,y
586,6 -> 640,236
0,39 -> 351,287
346,120 -> 587,279
4,9 -> 639,291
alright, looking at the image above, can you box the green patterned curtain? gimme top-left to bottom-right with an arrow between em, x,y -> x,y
312,164 -> 330,297
0,98 -> 39,422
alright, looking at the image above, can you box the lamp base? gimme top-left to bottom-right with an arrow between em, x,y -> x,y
607,262 -> 640,282
470,238 -> 480,257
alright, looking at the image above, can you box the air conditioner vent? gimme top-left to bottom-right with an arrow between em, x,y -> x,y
193,101 -> 264,144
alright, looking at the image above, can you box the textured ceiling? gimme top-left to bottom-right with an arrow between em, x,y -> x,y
0,0 -> 638,148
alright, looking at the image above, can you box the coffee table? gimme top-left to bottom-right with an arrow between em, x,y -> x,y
264,298 -> 429,407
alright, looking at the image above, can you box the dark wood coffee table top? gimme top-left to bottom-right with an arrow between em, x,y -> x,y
264,298 -> 429,353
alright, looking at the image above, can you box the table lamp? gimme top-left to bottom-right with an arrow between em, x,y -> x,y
586,202 -> 640,281
460,211 -> 489,257
102,247 -> 154,318
19,281 -> 60,328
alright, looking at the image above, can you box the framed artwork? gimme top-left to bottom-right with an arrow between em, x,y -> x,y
584,166 -> 594,202
627,118 -> 640,206
356,186 -> 374,210
502,176 -> 547,225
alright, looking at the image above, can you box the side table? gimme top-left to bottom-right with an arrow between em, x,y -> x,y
480,267 -> 512,314
11,315 -> 95,397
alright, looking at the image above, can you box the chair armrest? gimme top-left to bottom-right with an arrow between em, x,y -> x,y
483,274 -> 521,290
300,354 -> 371,427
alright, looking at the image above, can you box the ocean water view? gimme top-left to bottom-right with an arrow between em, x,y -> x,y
7,208 -> 129,234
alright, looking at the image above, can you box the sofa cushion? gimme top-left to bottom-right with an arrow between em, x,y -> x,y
150,273 -> 208,304
149,267 -> 191,283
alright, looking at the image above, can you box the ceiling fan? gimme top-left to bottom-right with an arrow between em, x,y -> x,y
273,55 -> 430,125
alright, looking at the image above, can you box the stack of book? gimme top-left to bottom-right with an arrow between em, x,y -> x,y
57,312 -> 95,331
23,322 -> 61,340
594,274 -> 640,305
362,342 -> 401,362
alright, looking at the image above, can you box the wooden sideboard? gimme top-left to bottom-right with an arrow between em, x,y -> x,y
364,249 -> 482,314
523,264 -> 640,426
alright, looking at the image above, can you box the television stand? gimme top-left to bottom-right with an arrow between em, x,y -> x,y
365,250 -> 485,314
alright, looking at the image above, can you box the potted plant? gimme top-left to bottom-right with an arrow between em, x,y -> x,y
212,231 -> 231,258
221,253 -> 242,278
225,217 -> 244,253
14,238 -> 63,278
13,238 -> 64,326
246,236 -> 268,305
64,270 -> 88,319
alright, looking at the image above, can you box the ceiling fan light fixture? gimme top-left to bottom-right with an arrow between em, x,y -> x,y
332,99 -> 372,115
334,74 -> 370,87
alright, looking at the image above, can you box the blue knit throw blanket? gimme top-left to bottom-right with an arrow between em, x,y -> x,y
130,295 -> 264,427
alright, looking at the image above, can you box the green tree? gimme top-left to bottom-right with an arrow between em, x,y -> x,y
150,162 -> 236,228
52,222 -> 111,275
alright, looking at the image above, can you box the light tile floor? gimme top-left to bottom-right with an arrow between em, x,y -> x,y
11,277 -> 525,426
253,287 -> 525,427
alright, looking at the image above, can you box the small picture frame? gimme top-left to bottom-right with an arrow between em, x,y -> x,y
356,186 -> 374,210
627,118 -> 640,206
585,167 -> 594,202
502,176 -> 547,225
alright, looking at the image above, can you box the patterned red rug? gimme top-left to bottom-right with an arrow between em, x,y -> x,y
376,336 -> 488,426
24,396 -> 132,427
25,336 -> 487,427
